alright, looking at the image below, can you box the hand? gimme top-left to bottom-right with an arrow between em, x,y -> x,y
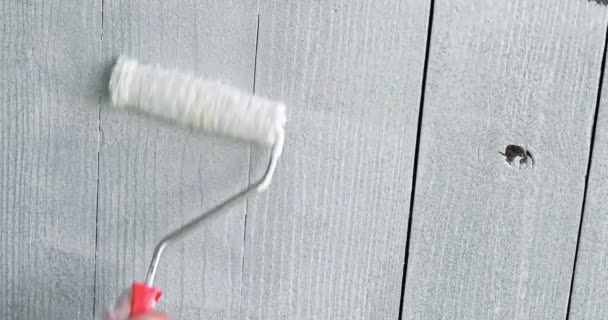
103,288 -> 170,320
130,311 -> 170,320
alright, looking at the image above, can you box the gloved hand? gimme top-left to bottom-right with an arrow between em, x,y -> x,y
102,288 -> 169,320
130,312 -> 169,320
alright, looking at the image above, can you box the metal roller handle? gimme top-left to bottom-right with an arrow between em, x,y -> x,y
144,146 -> 279,287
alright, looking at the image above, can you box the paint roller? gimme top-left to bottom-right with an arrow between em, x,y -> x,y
106,56 -> 286,318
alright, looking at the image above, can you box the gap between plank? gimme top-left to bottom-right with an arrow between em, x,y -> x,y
397,0 -> 435,319
239,12 -> 261,316
564,18 -> 608,320
92,0 -> 104,318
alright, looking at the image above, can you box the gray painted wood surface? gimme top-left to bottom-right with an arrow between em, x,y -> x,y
569,39 -> 608,319
0,1 -> 101,319
401,1 -> 608,319
95,1 -> 257,319
4,0 -> 608,319
240,1 -> 429,319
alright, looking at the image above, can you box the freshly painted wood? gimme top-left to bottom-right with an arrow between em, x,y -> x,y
240,1 -> 429,319
401,1 -> 608,319
95,1 -> 257,318
569,44 -> 608,319
0,1 -> 101,319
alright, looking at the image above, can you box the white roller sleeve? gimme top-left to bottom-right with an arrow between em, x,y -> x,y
109,56 -> 286,190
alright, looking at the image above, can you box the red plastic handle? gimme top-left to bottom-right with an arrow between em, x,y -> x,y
129,282 -> 162,318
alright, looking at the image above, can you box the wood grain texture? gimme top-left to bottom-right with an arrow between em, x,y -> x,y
240,1 -> 429,319
95,1 -> 257,319
401,1 -> 608,319
569,36 -> 608,319
0,1 -> 101,319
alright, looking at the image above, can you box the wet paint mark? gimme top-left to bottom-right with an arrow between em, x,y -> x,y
500,144 -> 534,168
590,0 -> 608,6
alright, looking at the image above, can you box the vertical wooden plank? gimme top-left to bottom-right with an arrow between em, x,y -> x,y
402,1 -> 608,319
0,1 -> 100,319
95,1 -> 257,319
241,1 -> 429,319
569,31 -> 608,320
